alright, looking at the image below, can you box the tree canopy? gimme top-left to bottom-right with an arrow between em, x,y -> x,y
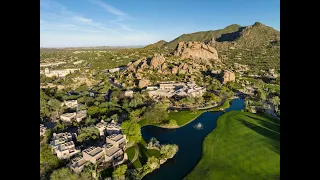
121,120 -> 142,144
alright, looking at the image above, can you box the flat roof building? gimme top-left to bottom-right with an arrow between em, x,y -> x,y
106,134 -> 127,149
82,146 -> 105,164
76,110 -> 87,122
60,112 -> 77,122
69,156 -> 88,173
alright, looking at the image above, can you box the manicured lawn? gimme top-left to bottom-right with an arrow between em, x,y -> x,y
208,98 -> 231,112
186,111 -> 280,180
167,110 -> 205,126
126,146 -> 136,162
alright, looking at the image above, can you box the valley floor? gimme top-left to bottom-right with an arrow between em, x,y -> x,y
186,111 -> 280,180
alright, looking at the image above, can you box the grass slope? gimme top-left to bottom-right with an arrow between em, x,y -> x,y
127,140 -> 161,169
167,110 -> 205,126
186,111 -> 280,180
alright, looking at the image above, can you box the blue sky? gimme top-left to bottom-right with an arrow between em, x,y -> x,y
40,0 -> 280,47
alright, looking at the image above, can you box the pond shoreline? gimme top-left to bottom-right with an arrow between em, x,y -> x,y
141,99 -> 245,180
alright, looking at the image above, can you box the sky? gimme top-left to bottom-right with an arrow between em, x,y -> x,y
40,0 -> 280,47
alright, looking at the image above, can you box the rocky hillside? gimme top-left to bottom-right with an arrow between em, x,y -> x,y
163,24 -> 242,49
144,40 -> 167,49
159,22 -> 280,72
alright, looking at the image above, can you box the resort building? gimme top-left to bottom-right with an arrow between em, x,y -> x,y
146,86 -> 159,91
106,122 -> 122,135
40,61 -> 66,67
76,110 -> 87,122
106,134 -> 127,149
148,82 -> 206,99
69,156 -> 88,173
60,112 -> 77,122
82,146 -> 105,164
50,132 -> 79,159
159,83 -> 185,90
40,124 -> 47,136
96,120 -> 107,136
62,100 -> 78,108
55,141 -> 80,159
103,143 -> 127,166
40,68 -> 80,78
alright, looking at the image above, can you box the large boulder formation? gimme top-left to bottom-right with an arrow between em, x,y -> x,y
138,79 -> 150,88
171,66 -> 178,74
150,54 -> 166,69
222,70 -> 235,83
127,57 -> 146,72
173,41 -> 219,60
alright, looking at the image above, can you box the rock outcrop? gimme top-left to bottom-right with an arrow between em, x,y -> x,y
127,57 -> 146,72
138,79 -> 150,88
150,54 -> 166,69
222,70 -> 235,83
174,41 -> 219,60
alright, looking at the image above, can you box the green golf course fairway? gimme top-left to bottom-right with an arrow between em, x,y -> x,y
186,111 -> 280,180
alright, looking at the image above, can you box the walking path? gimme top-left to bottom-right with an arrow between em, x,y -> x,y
132,144 -> 139,162
128,144 -> 139,166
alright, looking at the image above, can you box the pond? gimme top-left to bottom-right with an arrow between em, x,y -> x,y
141,98 -> 245,180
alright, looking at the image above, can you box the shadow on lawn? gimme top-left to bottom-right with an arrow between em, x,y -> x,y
236,114 -> 280,155
137,143 -> 149,165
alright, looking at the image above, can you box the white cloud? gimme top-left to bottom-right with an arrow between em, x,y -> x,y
90,0 -> 134,31
40,0 -> 160,47
90,0 -> 128,16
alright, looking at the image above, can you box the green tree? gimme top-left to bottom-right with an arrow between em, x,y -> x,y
85,117 -> 96,126
87,106 -> 100,117
129,93 -> 144,108
112,165 -> 127,180
167,119 -> 178,126
270,96 -> 280,106
40,144 -> 61,179
48,99 -> 61,112
257,89 -> 267,101
143,103 -> 169,124
50,168 -> 77,180
160,144 -> 179,159
145,156 -> 160,170
77,127 -> 100,143
129,107 -> 146,122
111,114 -> 119,122
121,120 -> 142,144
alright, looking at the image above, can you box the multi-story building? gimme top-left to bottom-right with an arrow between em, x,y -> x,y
106,134 -> 127,149
50,132 -> 79,159
55,141 -> 80,159
69,156 -> 88,173
104,143 -> 124,163
96,120 -> 107,136
82,146 -> 105,164
106,122 -> 122,135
